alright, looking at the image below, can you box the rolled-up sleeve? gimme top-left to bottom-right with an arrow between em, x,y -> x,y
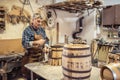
22,28 -> 34,49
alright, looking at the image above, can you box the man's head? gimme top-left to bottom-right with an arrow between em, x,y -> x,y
31,13 -> 42,29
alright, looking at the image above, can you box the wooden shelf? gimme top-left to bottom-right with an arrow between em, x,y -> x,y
0,7 -> 5,30
0,14 -> 5,16
102,28 -> 119,32
108,37 -> 120,39
46,1 -> 102,13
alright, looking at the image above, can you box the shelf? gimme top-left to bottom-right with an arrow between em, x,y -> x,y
102,28 -> 119,32
46,1 -> 102,13
0,7 -> 6,30
108,37 -> 120,39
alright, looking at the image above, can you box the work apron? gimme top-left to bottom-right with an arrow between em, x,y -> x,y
21,47 -> 44,79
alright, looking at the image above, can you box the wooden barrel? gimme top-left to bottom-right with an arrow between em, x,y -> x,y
101,63 -> 120,80
62,44 -> 92,80
49,44 -> 63,66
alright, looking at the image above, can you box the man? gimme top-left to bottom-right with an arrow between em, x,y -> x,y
21,13 -> 49,80
22,13 -> 49,50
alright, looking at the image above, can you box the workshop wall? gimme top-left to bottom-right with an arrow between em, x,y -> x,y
0,0 -> 120,45
0,0 -> 53,54
0,0 -> 53,39
50,9 -> 96,45
0,0 -> 96,46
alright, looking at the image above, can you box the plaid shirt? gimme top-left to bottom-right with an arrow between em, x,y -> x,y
22,26 -> 48,49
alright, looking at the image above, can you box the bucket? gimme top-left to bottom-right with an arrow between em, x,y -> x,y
49,44 -> 63,66
62,43 -> 91,80
101,63 -> 120,80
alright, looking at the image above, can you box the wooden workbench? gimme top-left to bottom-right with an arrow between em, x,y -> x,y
25,62 -> 101,80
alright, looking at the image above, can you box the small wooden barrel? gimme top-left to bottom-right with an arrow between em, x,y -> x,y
101,63 -> 120,80
49,44 -> 63,66
62,44 -> 92,80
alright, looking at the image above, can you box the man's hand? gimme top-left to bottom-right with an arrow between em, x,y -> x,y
43,45 -> 50,53
36,39 -> 46,46
32,39 -> 46,47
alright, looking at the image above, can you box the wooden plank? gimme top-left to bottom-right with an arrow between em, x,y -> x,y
0,38 -> 24,55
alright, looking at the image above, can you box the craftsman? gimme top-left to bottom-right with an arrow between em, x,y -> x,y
21,13 -> 49,80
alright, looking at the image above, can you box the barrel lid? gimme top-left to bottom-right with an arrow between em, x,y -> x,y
64,43 -> 89,48
51,43 -> 64,48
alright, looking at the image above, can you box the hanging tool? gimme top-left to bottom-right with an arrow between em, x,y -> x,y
72,16 -> 84,39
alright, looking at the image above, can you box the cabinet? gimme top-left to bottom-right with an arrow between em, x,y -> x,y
102,4 -> 120,26
115,5 -> 120,24
0,7 -> 6,30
